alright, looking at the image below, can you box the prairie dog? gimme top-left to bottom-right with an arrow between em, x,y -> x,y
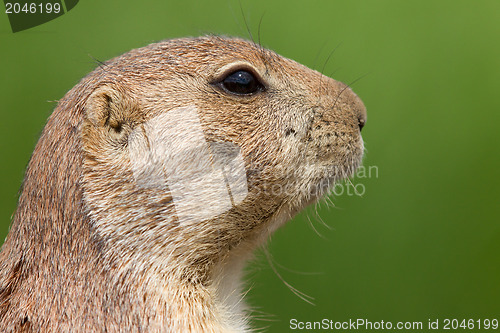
0,36 -> 366,332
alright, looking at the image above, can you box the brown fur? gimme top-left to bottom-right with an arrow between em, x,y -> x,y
0,36 -> 366,332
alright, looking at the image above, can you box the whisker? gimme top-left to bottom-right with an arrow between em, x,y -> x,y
313,204 -> 333,231
239,2 -> 255,44
87,54 -> 108,71
257,12 -> 265,49
312,39 -> 328,71
332,72 -> 370,110
307,214 -> 327,239
316,42 -> 342,107
346,176 -> 363,197
264,248 -> 315,305
323,194 -> 336,210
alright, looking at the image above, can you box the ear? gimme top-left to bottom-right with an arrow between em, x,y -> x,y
84,83 -> 140,137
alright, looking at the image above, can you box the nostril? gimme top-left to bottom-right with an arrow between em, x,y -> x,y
358,118 -> 366,131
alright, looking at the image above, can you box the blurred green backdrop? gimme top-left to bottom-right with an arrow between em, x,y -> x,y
1,1 -> 499,331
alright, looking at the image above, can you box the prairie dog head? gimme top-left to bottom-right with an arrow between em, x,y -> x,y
81,36 -> 366,283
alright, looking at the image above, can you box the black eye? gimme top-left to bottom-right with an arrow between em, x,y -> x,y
221,70 -> 262,95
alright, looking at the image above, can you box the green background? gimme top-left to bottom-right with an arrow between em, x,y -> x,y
1,1 -> 499,331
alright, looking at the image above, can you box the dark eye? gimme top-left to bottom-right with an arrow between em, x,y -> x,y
221,70 -> 262,95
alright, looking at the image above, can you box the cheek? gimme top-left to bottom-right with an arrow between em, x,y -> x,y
270,98 -> 313,138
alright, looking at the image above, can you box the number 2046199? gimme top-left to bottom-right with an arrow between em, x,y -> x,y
443,319 -> 498,330
5,2 -> 61,14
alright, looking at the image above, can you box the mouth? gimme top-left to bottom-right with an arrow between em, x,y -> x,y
306,140 -> 365,200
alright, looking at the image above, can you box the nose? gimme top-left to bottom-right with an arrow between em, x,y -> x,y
332,82 -> 367,132
349,88 -> 367,132
358,106 -> 367,131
